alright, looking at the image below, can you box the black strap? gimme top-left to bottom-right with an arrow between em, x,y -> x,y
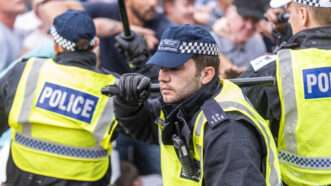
201,98 -> 228,129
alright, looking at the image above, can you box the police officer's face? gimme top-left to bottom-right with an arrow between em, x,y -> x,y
286,2 -> 304,34
159,59 -> 202,104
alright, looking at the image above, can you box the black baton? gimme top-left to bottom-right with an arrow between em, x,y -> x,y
101,76 -> 275,96
147,76 -> 276,90
118,0 -> 133,39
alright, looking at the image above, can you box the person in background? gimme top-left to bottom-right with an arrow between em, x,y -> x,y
212,0 -> 268,69
0,0 -> 27,73
163,0 -> 195,25
194,0 -> 233,27
241,0 -> 331,185
114,161 -> 142,186
35,0 -> 171,76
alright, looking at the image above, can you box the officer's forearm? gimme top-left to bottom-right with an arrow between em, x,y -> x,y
117,101 -> 159,144
94,18 -> 122,37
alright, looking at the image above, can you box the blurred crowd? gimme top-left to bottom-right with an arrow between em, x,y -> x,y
0,0 -> 291,185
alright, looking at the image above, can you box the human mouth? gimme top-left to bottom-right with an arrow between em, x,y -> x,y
160,86 -> 173,94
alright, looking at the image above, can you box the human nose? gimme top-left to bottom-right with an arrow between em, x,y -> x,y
158,69 -> 170,82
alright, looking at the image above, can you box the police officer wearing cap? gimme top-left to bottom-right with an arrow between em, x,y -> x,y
106,24 -> 282,186
240,0 -> 331,185
0,10 -> 118,186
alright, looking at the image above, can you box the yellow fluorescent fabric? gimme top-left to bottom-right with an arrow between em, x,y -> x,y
9,58 -> 117,181
159,80 -> 281,186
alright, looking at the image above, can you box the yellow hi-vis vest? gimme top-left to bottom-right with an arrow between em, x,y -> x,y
276,49 -> 331,186
158,80 -> 281,186
9,58 -> 118,181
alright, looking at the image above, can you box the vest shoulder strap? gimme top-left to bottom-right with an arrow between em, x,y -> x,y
201,98 -> 228,129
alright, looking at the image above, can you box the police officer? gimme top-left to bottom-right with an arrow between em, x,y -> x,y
106,25 -> 281,186
240,0 -> 331,185
0,10 -> 118,186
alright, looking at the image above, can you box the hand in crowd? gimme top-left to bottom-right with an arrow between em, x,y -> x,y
131,26 -> 159,50
219,54 -> 246,79
94,18 -> 158,50
115,32 -> 150,70
212,17 -> 231,37
258,7 -> 288,39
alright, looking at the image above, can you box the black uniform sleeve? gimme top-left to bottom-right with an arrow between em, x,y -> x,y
114,98 -> 161,144
0,62 -> 26,134
240,62 -> 281,140
203,113 -> 266,186
82,2 -> 119,19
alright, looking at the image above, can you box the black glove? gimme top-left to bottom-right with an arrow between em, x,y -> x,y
115,73 -> 151,107
115,32 -> 150,71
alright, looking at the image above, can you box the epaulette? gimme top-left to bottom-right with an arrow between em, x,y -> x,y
250,54 -> 276,72
201,98 -> 228,129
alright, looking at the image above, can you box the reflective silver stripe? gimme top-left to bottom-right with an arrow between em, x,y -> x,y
194,112 -> 205,162
94,98 -> 115,143
278,50 -> 298,153
0,58 -> 20,78
279,150 -> 331,169
220,101 -> 281,186
18,59 -> 45,136
195,112 -> 205,136
15,133 -> 107,159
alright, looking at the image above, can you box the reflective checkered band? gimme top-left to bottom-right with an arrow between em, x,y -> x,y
15,133 -> 107,159
279,151 -> 331,169
179,42 -> 219,56
50,26 -> 96,52
295,0 -> 328,7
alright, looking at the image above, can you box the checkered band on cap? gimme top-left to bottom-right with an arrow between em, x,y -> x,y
179,41 -> 219,56
50,26 -> 97,52
295,0 -> 331,7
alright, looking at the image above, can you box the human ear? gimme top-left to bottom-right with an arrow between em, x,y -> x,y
298,6 -> 309,28
54,43 -> 64,55
200,66 -> 215,85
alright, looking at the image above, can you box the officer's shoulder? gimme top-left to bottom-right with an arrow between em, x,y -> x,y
17,56 -> 50,64
248,54 -> 277,73
201,98 -> 229,129
201,98 -> 259,130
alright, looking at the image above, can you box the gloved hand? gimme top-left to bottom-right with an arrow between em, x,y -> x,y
115,32 -> 150,71
115,73 -> 151,107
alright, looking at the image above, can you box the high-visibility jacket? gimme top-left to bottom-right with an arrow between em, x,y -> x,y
9,58 -> 118,181
158,80 -> 281,186
276,49 -> 331,186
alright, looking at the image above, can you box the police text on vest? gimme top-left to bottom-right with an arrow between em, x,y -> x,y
303,67 -> 331,99
37,82 -> 98,123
